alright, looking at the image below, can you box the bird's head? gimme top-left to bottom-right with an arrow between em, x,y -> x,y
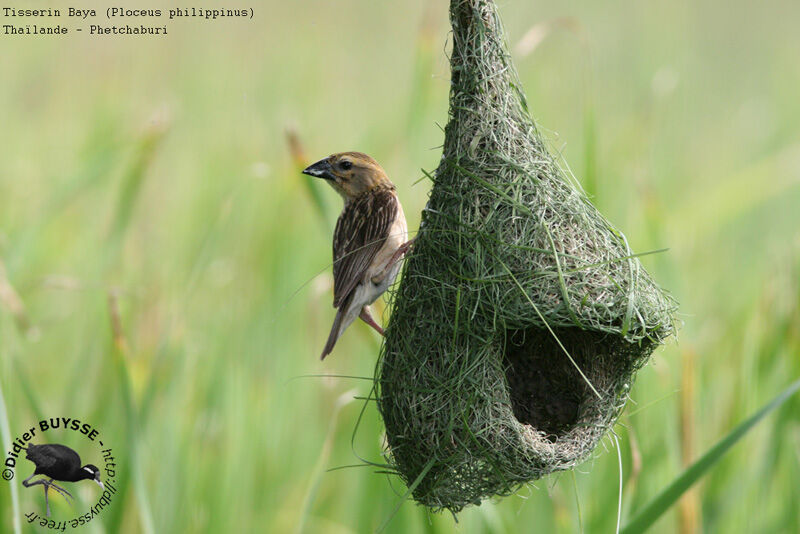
302,152 -> 392,200
81,464 -> 105,491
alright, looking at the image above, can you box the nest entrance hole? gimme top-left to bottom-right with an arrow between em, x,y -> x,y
503,327 -> 622,441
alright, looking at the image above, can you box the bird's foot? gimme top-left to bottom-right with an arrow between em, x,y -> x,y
389,238 -> 415,266
371,237 -> 416,285
399,237 -> 416,253
359,306 -> 385,336
48,482 -> 74,503
42,479 -> 73,505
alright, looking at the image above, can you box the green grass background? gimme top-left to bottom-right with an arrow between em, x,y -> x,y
1,0 -> 799,532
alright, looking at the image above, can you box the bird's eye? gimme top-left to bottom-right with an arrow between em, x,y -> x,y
340,160 -> 352,171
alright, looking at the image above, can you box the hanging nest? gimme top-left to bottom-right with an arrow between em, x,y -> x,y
376,0 -> 677,513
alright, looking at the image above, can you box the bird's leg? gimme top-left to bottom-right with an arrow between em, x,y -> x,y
359,306 -> 385,336
42,479 -> 74,517
47,481 -> 74,503
44,480 -> 50,517
23,477 -> 73,516
21,477 -> 49,489
21,471 -> 37,486
21,477 -> 52,516
370,238 -> 416,285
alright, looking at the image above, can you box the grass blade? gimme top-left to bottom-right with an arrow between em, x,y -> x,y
377,459 -> 434,533
296,389 -> 357,534
104,292 -> 155,534
286,127 -> 330,228
107,112 -> 169,263
0,376 -> 22,534
621,378 -> 800,534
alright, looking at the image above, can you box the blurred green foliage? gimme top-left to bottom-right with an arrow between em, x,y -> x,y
1,0 -> 799,532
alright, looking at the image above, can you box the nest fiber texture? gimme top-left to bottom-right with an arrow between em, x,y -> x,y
377,0 -> 677,513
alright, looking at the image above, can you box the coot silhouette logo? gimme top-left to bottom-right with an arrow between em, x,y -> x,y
3,417 -> 119,530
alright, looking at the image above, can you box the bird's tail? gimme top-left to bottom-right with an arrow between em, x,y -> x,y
321,308 -> 346,360
321,294 -> 354,360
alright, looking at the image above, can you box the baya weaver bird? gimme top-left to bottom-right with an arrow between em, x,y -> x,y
303,152 -> 412,360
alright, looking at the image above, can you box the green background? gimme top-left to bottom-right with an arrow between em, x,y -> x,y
1,0 -> 798,532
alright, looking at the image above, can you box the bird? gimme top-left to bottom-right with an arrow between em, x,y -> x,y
302,152 -> 413,360
22,443 -> 104,517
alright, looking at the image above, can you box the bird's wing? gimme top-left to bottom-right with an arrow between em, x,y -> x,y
27,444 -> 81,471
26,445 -> 57,469
332,189 -> 398,308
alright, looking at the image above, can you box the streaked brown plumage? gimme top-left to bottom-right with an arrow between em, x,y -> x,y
303,152 -> 411,359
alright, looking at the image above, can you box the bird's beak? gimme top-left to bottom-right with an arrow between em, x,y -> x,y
302,158 -> 335,181
95,478 -> 105,491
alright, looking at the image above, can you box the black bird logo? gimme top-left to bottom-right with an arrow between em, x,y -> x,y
21,443 -> 104,517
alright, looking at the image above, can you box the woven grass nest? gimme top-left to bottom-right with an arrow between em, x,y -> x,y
376,0 -> 677,513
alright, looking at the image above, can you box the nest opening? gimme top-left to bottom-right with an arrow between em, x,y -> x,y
503,328 -> 641,443
504,328 -> 585,439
